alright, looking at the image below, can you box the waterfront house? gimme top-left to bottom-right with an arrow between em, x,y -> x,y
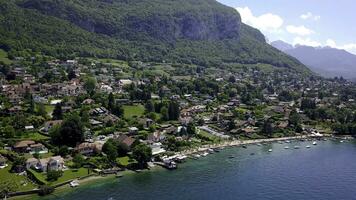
75,142 -> 103,156
26,156 -> 64,172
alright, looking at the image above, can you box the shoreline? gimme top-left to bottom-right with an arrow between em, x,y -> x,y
10,134 -> 345,199
178,134 -> 333,157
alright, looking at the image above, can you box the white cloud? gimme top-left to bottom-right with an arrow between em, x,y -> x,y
326,39 -> 337,48
236,7 -> 284,33
300,12 -> 321,21
293,37 -> 321,47
326,39 -> 356,54
286,25 -> 314,36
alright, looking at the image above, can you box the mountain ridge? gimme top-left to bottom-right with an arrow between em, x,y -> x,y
271,40 -> 356,79
0,0 -> 306,71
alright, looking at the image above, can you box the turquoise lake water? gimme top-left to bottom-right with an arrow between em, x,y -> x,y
45,139 -> 356,200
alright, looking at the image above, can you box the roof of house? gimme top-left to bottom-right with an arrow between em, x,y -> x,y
14,140 -> 36,148
116,135 -> 135,147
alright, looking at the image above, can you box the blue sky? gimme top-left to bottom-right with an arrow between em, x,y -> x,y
217,0 -> 356,54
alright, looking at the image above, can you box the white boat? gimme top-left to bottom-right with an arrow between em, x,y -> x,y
201,152 -> 209,157
306,145 -> 311,148
284,146 -> 289,149
294,146 -> 300,149
208,149 -> 214,153
312,141 -> 317,145
285,140 -> 291,143
268,149 -> 273,152
194,154 -> 201,159
340,140 -> 344,143
70,180 -> 80,187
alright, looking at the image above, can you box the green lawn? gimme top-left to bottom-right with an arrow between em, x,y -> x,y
29,168 -> 90,186
19,132 -> 50,140
123,105 -> 145,119
0,165 -> 36,192
34,104 -> 55,115
0,49 -> 12,64
197,129 -> 219,142
116,156 -> 137,167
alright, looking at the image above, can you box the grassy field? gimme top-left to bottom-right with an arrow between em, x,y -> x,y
197,129 -> 219,142
116,156 -> 137,167
18,132 -> 50,140
123,105 -> 145,119
0,165 -> 36,192
0,49 -> 12,64
30,168 -> 90,186
34,104 -> 55,115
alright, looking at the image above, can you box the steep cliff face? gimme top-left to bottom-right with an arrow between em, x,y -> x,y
0,0 -> 305,71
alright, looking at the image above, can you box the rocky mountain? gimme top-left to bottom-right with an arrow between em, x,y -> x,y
0,0 -> 305,71
270,40 -> 293,51
271,40 -> 356,79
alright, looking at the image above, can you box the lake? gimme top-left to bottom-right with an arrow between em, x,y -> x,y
44,139 -> 356,200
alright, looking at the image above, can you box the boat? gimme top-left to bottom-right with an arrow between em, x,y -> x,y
284,146 -> 289,149
194,154 -> 201,159
256,143 -> 262,146
228,155 -> 235,159
294,146 -> 300,149
340,140 -> 344,143
306,145 -> 311,148
242,145 -> 247,149
208,149 -> 214,153
201,152 -> 209,157
250,153 -> 255,156
116,174 -> 124,178
70,180 -> 80,187
313,141 -> 317,145
268,149 -> 273,152
278,141 -> 283,144
213,148 -> 220,153
285,140 -> 291,143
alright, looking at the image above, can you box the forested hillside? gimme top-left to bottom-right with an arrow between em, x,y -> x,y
0,0 -> 305,71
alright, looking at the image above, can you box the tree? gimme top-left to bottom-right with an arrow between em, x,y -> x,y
132,143 -> 152,168
72,154 -> 85,168
168,101 -> 180,120
187,122 -> 196,136
262,119 -> 273,137
51,114 -> 84,147
160,106 -> 169,121
102,139 -> 118,162
108,93 -> 115,111
67,68 -> 76,80
117,142 -> 129,157
47,170 -> 63,182
289,110 -> 301,127
38,185 -> 54,196
84,76 -> 97,95
58,146 -> 69,157
112,104 -> 124,117
52,103 -> 63,120
37,103 -> 47,118
0,125 -> 15,138
145,100 -> 154,113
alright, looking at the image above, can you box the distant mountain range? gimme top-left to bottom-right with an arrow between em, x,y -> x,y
271,40 -> 356,79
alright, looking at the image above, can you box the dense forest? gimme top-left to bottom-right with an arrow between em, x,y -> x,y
0,0 -> 306,71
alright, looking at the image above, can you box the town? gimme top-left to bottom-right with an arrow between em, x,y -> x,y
0,55 -> 356,198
